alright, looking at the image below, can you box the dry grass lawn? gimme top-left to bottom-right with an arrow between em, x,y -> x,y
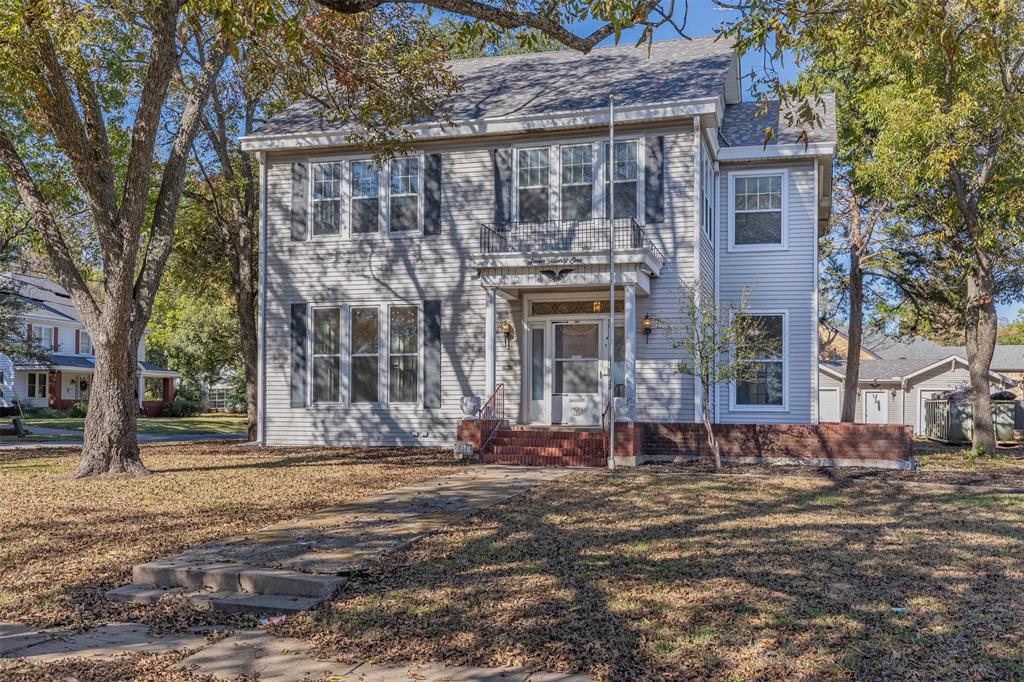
281,468 -> 1024,681
0,443 -> 461,629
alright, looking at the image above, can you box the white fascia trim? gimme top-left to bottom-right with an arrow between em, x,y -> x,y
717,142 -> 835,162
818,363 -> 845,381
240,97 -> 722,152
899,354 -> 1012,383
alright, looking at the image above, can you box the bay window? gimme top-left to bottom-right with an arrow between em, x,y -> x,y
311,162 -> 342,237
517,148 -> 550,223
734,314 -> 785,407
389,158 -> 420,233
388,306 -> 418,403
351,307 -> 379,403
350,161 -> 380,235
312,308 -> 341,403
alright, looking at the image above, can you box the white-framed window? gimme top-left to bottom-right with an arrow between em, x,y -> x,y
388,305 -> 418,403
560,144 -> 594,221
700,141 -> 716,238
80,331 -> 92,355
732,313 -> 787,409
29,325 -> 55,352
311,307 -> 341,403
350,306 -> 379,403
605,140 -> 640,220
389,158 -> 420,233
728,171 -> 786,250
27,372 -> 47,398
350,160 -> 380,235
516,148 -> 550,223
311,162 -> 342,237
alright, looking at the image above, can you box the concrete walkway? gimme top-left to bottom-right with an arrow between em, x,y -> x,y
2,465 -> 588,680
1,624 -> 589,680
0,431 -> 247,450
107,466 -> 570,614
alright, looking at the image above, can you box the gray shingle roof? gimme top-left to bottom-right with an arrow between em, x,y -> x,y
1,273 -> 79,323
719,95 -> 837,147
255,37 -> 737,138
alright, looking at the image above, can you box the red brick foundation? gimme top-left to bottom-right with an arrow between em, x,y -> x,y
637,421 -> 913,464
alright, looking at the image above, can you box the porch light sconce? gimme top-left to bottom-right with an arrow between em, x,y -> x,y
890,389 -> 898,399
643,314 -> 653,343
499,320 -> 514,348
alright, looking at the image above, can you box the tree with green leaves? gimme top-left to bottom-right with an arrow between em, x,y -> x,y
660,285 -> 770,469
728,0 -> 1024,455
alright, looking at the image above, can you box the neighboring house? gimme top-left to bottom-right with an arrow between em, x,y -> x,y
241,38 -> 836,447
0,274 -> 179,415
818,325 -> 1022,433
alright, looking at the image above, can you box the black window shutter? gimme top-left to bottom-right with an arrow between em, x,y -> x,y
644,136 -> 665,224
290,303 -> 308,407
424,153 -> 443,235
423,300 -> 442,409
291,161 -> 308,240
491,148 -> 512,224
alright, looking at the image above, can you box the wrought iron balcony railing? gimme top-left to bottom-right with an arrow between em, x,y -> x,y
479,218 -> 665,262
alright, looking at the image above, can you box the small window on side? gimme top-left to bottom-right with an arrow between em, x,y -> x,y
733,174 -> 783,246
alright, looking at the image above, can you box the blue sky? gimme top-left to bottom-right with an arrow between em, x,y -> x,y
575,10 -> 1024,324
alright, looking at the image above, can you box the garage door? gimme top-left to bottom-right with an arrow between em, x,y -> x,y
819,388 -> 840,422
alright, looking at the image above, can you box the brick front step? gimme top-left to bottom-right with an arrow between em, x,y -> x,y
482,428 -> 608,467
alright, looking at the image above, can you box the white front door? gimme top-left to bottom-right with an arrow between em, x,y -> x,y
863,390 -> 888,424
551,322 -> 604,426
818,388 -> 840,422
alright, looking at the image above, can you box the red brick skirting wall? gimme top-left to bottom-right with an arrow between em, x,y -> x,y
638,422 -> 913,463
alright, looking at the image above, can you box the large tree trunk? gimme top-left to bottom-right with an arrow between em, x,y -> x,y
965,262 -> 998,456
842,200 -> 864,422
227,210 -> 259,441
73,334 -> 147,477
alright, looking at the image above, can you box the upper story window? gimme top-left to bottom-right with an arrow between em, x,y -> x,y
729,172 -> 786,249
350,161 -> 380,235
560,144 -> 594,221
517,148 -> 550,223
605,140 -> 639,219
389,158 -> 420,233
733,313 -> 786,408
311,162 -> 342,237
700,142 -> 716,238
80,331 -> 92,355
29,325 -> 55,352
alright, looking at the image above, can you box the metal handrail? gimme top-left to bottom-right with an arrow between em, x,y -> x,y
477,383 -> 505,453
601,383 -> 625,438
479,218 -> 665,262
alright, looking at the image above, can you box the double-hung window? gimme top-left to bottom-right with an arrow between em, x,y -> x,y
351,161 -> 380,235
605,140 -> 639,219
311,162 -> 342,237
27,372 -> 47,398
388,306 -> 418,403
389,158 -> 419,233
735,314 -> 785,407
731,173 -> 784,247
312,308 -> 341,403
560,144 -> 594,221
30,325 -> 54,352
517,148 -> 550,223
80,331 -> 92,355
351,307 -> 379,403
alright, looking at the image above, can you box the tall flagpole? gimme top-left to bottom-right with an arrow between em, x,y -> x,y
607,95 -> 616,471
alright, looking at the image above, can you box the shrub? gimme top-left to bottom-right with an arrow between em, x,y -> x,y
161,398 -> 200,418
68,402 -> 88,418
25,407 -> 67,419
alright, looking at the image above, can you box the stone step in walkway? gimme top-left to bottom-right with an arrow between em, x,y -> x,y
107,465 -> 569,615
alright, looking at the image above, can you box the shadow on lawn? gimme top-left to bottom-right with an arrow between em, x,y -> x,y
292,473 -> 1024,681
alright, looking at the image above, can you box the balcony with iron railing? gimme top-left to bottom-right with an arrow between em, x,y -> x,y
478,218 -> 666,263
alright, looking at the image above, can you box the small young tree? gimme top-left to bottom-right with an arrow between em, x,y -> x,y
660,285 -> 770,469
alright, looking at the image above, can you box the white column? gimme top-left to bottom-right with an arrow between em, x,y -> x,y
137,374 -> 144,408
484,287 -> 496,398
624,283 -> 637,402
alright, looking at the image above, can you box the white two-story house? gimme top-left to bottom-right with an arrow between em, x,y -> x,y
241,37 -> 836,458
0,274 -> 179,414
